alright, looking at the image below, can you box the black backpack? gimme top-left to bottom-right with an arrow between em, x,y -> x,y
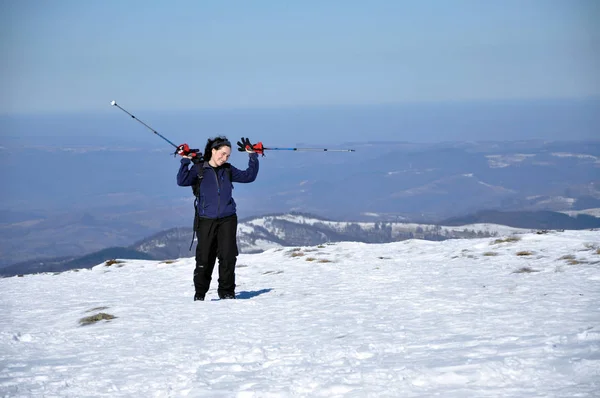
188,161 -> 232,250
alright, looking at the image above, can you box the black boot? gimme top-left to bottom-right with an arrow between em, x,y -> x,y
194,293 -> 205,301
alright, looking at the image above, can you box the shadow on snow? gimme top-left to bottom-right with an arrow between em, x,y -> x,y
236,288 -> 273,300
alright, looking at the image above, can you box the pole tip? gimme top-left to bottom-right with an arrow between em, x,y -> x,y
110,100 -> 116,106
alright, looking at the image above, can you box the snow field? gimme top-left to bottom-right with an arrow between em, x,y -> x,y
1,230 -> 599,397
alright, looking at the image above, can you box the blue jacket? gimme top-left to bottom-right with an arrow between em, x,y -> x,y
177,154 -> 259,219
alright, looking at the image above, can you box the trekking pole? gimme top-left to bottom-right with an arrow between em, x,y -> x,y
264,147 -> 355,152
111,101 -> 355,153
110,100 -> 179,150
236,146 -> 355,153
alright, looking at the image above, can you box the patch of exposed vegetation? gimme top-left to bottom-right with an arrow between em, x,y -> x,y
492,236 -> 521,245
483,252 -> 499,256
305,257 -> 317,262
161,260 -> 176,264
560,254 -> 576,261
317,245 -> 326,249
516,251 -> 534,256
318,259 -> 333,263
104,259 -> 125,267
513,267 -> 540,274
79,313 -> 117,326
558,254 -> 585,264
290,252 -> 305,257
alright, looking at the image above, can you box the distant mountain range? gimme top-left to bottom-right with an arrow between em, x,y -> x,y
2,210 -> 599,278
2,140 -> 599,267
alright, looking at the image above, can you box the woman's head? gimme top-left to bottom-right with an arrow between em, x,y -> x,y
204,136 -> 232,167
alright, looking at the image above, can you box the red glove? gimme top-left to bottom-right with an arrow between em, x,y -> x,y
176,144 -> 200,159
251,142 -> 264,155
237,138 -> 264,155
177,143 -> 191,157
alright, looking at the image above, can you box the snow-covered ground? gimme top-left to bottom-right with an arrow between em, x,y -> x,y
1,230 -> 599,397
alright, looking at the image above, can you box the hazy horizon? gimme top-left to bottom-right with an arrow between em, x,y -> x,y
2,97 -> 599,147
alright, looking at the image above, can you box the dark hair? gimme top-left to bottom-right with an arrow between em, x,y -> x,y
203,136 -> 231,161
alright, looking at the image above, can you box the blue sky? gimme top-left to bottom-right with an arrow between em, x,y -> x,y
1,0 -> 598,114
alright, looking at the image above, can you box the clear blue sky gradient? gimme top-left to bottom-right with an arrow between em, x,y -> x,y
1,0 -> 599,114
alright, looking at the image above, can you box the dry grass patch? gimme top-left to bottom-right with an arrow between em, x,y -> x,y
318,259 -> 333,263
483,252 -> 499,256
317,245 -> 326,249
559,254 -> 586,265
161,260 -> 176,264
287,248 -> 306,257
516,251 -> 534,256
305,257 -> 317,262
492,236 -> 521,245
513,267 -> 540,274
79,313 -> 117,326
559,254 -> 576,260
105,259 -> 125,267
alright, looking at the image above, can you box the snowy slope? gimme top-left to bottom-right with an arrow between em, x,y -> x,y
245,214 -> 529,236
1,230 -> 599,397
237,214 -> 530,254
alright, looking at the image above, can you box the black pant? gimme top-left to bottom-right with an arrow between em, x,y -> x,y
194,214 -> 238,298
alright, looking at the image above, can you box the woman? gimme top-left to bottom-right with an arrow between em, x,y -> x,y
177,136 -> 260,301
